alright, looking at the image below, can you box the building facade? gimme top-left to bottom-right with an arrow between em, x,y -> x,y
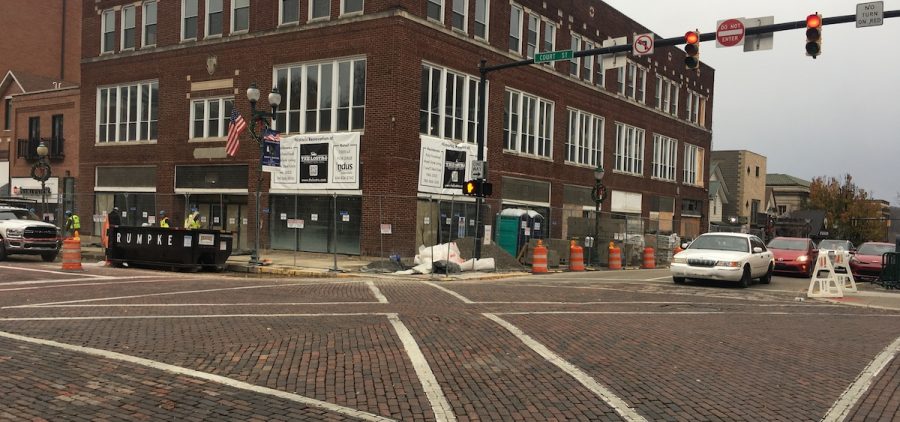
711,150 -> 766,231
78,0 -> 714,256
766,173 -> 810,217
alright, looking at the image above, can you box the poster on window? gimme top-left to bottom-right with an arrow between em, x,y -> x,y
270,133 -> 360,191
418,135 -> 483,196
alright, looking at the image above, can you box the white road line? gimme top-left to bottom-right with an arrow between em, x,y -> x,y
0,277 -> 206,293
367,281 -> 389,303
647,276 -> 673,281
387,313 -> 457,422
483,313 -> 647,422
420,280 -> 474,303
0,275 -> 166,287
0,330 -> 396,422
24,302 -> 384,308
0,312 -> 389,321
822,335 -> 900,422
0,265 -> 112,278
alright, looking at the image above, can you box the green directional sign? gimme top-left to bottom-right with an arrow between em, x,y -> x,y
534,49 -> 574,63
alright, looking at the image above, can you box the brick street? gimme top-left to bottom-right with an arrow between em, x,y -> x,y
0,261 -> 898,421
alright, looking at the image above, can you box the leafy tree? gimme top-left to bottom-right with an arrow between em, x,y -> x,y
808,175 -> 883,244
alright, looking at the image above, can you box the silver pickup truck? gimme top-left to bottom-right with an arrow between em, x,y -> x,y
0,206 -> 62,261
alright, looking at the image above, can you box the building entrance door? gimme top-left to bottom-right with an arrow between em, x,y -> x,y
191,195 -> 249,253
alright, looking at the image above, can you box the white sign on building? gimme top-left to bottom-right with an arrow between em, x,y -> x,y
269,132 -> 360,191
417,135 -> 483,196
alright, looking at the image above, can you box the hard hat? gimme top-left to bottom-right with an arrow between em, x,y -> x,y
113,206 -> 119,211
159,210 -> 166,216
65,210 -> 72,215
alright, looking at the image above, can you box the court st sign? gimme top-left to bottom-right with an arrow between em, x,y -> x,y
534,50 -> 574,63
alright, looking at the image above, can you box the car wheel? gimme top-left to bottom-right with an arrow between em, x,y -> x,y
41,253 -> 57,262
760,264 -> 773,284
673,277 -> 685,284
739,266 -> 751,288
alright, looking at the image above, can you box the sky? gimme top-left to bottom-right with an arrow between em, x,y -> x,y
602,0 -> 900,204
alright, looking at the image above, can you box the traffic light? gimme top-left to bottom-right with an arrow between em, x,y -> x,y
462,179 -> 493,197
806,13 -> 822,58
684,31 -> 700,70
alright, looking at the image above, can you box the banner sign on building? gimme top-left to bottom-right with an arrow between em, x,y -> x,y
418,135 -> 482,195
270,133 -> 360,191
11,177 -> 60,202
261,139 -> 281,171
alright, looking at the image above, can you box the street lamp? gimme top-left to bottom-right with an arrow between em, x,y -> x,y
591,165 -> 606,266
245,83 -> 281,266
32,141 -> 51,218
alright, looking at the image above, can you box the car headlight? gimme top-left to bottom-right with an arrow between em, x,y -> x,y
796,255 -> 808,262
716,260 -> 741,268
672,257 -> 687,264
6,229 -> 23,238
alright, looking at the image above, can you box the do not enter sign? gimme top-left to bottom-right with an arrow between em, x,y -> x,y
716,18 -> 745,48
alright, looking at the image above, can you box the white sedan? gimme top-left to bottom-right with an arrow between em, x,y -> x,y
670,232 -> 775,288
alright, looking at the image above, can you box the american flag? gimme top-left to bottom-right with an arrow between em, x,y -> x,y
263,128 -> 281,142
226,108 -> 247,157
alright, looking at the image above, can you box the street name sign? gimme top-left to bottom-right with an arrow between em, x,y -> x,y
534,50 -> 573,63
716,18 -> 745,48
632,33 -> 654,56
857,1 -> 884,28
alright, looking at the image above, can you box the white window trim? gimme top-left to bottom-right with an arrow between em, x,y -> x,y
120,5 -> 136,51
426,0 -> 443,23
504,88 -> 554,159
565,108 -> 604,167
542,19 -> 556,53
419,62 -> 486,144
618,61 -> 647,103
451,0 -> 468,32
474,0 -> 489,41
279,0 -> 300,25
309,0 -> 331,21
613,122 -> 645,176
230,0 -> 250,34
683,143 -> 704,186
190,97 -> 234,140
569,33 -> 581,77
95,80 -> 159,143
525,13 -> 539,59
142,1 -> 157,48
340,0 -> 364,16
101,9 -> 116,54
205,0 -> 224,38
181,0 -> 198,41
509,4 -> 523,54
651,134 -> 678,182
273,56 -> 367,134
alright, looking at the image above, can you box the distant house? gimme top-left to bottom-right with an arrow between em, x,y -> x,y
710,150 -> 767,232
766,173 -> 811,217
708,163 -> 729,225
775,209 -> 828,241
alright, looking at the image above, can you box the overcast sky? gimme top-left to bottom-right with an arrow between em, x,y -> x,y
602,0 -> 900,204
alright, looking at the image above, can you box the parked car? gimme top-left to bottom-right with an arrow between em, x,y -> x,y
850,242 -> 896,281
767,237 -> 818,277
0,206 -> 62,261
817,239 -> 856,253
670,232 -> 774,288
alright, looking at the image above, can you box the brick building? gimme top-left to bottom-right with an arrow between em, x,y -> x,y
79,0 -> 713,256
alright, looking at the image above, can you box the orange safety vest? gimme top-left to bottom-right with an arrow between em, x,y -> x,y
101,215 -> 110,248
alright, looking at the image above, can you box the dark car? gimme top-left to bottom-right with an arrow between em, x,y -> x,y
767,237 -> 818,277
817,239 -> 856,253
850,242 -> 896,281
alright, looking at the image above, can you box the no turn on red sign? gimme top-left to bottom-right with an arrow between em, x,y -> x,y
716,18 -> 745,48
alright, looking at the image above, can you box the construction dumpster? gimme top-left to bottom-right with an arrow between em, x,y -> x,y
106,226 -> 233,272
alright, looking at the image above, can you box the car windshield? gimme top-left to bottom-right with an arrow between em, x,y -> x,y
857,244 -> 895,256
767,238 -> 808,250
688,235 -> 749,253
0,209 -> 41,221
819,240 -> 850,250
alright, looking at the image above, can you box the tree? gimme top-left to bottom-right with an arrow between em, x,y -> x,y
808,174 -> 884,244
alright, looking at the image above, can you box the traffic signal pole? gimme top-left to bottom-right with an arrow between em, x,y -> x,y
471,10 -> 899,259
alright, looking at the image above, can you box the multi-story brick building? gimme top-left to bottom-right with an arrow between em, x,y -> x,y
78,0 -> 713,256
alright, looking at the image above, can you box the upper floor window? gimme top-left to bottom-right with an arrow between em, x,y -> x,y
683,143 -> 704,186
655,76 -> 679,116
474,0 -> 488,40
542,21 -> 555,58
310,0 -> 330,20
280,0 -> 300,24
342,0 -> 363,15
569,34 -> 581,77
614,122 -> 645,176
52,115 -> 64,140
191,97 -> 235,139
651,134 -> 677,182
101,9 -> 116,53
503,88 -> 553,159
143,1 -> 157,47
206,0 -> 224,37
96,81 -> 159,143
525,15 -> 539,58
451,0 -> 466,31
566,108 -> 604,167
3,98 -> 11,130
274,57 -> 367,134
686,90 -> 707,126
509,5 -> 522,53
582,40 -> 594,82
427,0 -> 442,22
182,0 -> 199,41
28,117 -> 40,140
121,6 -> 136,50
419,63 -> 483,144
616,61 -> 646,103
231,0 -> 250,33
593,54 -> 604,88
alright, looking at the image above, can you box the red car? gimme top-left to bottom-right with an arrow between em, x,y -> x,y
767,237 -> 818,277
850,242 -> 896,281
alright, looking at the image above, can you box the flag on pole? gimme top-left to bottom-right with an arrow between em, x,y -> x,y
226,108 -> 247,157
263,128 -> 281,142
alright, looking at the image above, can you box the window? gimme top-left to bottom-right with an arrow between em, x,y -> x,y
182,0 -> 198,40
342,0 -> 363,14
565,108 -> 604,166
310,0 -> 329,20
569,34 -> 581,77
274,57 -> 366,134
681,199 -> 703,217
280,0 -> 300,24
427,0 -> 442,22
755,166 -> 760,177
28,117 -> 40,140
451,0 -> 466,31
206,0 -> 224,37
525,14 -> 538,58
101,9 -> 116,53
3,98 -> 11,130
143,1 -> 157,47
683,143 -> 704,186
593,53 -> 604,88
777,205 -> 787,215
121,6 -> 136,50
614,123 -> 645,176
419,63 -> 484,143
655,76 -> 679,116
617,61 -> 646,103
509,5 -> 522,53
52,115 -> 63,140
231,0 -> 250,33
686,90 -> 706,125
582,40 -> 594,82
542,21 -> 555,59
191,97 -> 234,139
96,80 -> 159,143
751,200 -> 760,224
474,0 -> 488,40
503,88 -> 553,158
651,134 -> 678,181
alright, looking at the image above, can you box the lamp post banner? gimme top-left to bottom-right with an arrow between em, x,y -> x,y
417,135 -> 483,195
269,132 -> 360,190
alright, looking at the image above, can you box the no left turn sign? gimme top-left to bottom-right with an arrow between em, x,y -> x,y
632,33 -> 654,56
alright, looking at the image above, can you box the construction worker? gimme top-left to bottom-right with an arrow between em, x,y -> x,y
158,210 -> 170,228
184,208 -> 202,230
64,210 -> 80,238
108,206 -> 122,226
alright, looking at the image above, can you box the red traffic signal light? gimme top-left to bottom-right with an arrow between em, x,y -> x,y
684,31 -> 700,70
806,13 -> 822,58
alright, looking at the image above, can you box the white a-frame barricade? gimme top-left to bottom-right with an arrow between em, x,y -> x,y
807,252 -> 844,298
829,250 -> 858,293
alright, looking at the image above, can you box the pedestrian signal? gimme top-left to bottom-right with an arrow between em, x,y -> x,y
684,31 -> 700,70
462,179 -> 493,197
806,13 -> 822,58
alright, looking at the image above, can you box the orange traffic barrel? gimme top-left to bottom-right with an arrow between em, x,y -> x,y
61,236 -> 83,271
532,240 -> 548,274
608,242 -> 622,270
569,240 -> 585,271
642,247 -> 656,269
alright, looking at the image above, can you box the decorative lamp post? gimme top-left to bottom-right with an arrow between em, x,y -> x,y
245,83 -> 281,266
32,141 -> 51,217
591,165 -> 606,265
